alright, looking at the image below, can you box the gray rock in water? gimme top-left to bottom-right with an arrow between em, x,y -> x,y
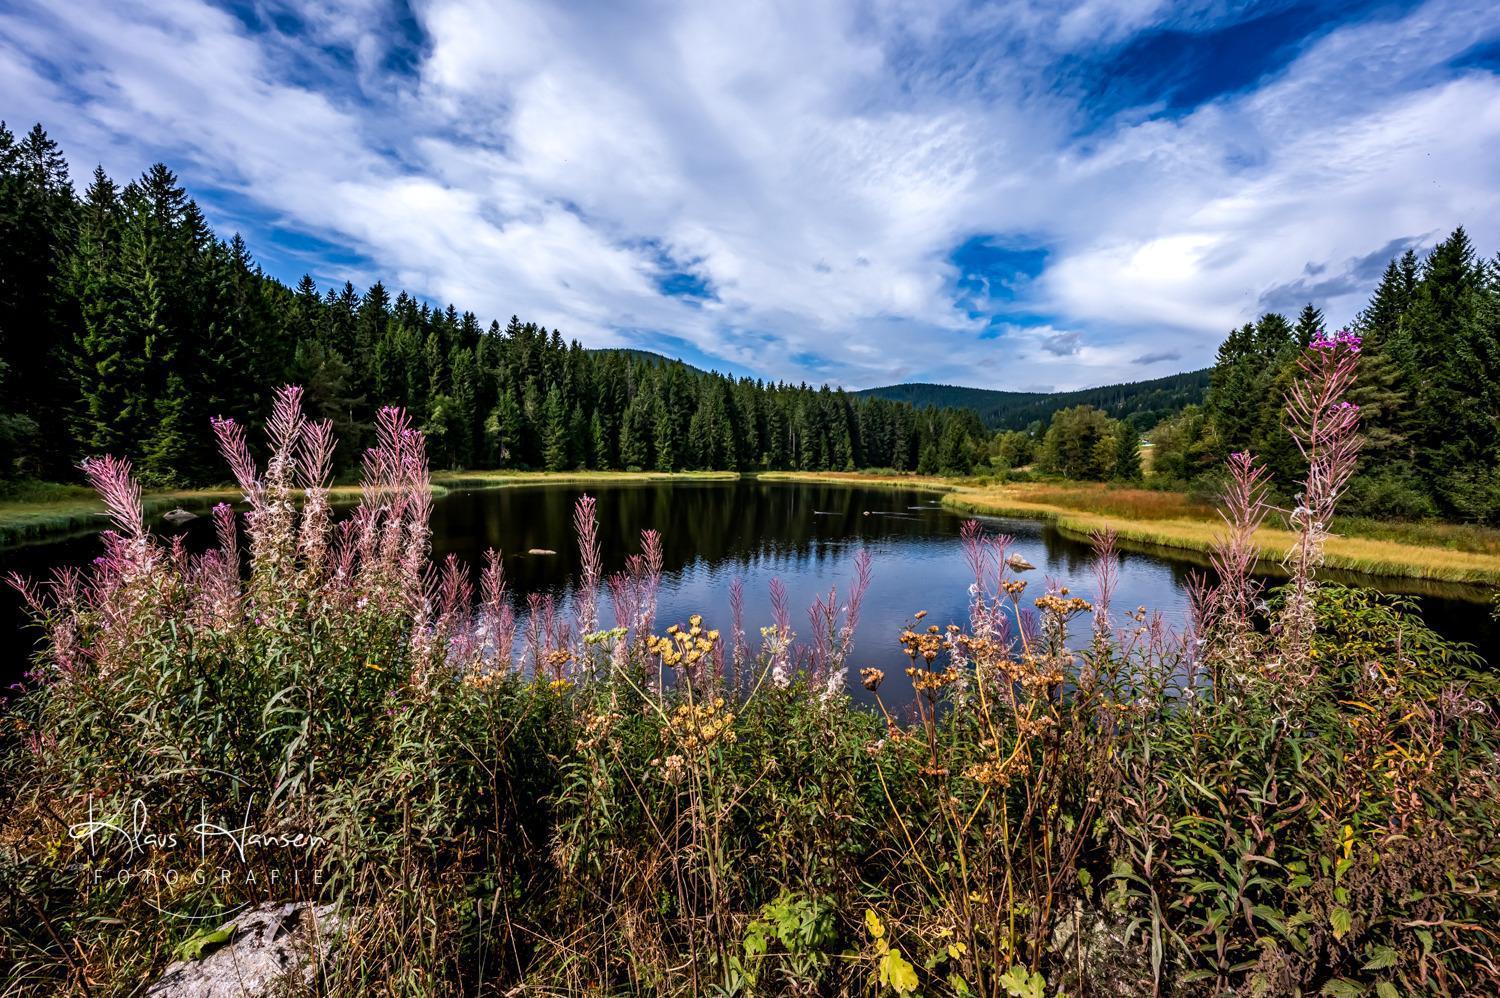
162,507 -> 199,525
1005,552 -> 1036,571
146,902 -> 343,998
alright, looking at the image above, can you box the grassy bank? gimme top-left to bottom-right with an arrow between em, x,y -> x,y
9,465 -> 1500,587
0,470 -> 739,548
757,471 -> 1500,586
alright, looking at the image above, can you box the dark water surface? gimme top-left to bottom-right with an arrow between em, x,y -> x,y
3,480 -> 1494,702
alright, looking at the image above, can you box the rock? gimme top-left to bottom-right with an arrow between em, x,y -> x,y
527,547 -> 557,556
1006,552 -> 1036,571
146,902 -> 343,997
162,507 -> 199,525
1050,898 -> 1154,997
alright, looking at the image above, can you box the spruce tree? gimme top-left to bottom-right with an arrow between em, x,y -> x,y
542,385 -> 570,471
1113,421 -> 1142,481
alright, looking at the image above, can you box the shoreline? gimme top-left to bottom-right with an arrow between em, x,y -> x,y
757,471 -> 1500,592
0,470 -> 741,549
5,469 -> 1500,591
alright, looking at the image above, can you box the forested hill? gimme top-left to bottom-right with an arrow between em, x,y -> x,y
586,348 -> 707,376
0,121 -> 990,487
855,369 -> 1210,431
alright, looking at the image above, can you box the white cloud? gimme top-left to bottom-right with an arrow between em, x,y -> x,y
1,0 -> 1498,391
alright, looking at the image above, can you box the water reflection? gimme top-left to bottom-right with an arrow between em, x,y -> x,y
3,480 -> 1493,704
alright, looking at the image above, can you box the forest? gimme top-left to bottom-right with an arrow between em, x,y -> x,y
1143,231 -> 1500,521
0,122 -> 986,488
5,119 -> 1499,524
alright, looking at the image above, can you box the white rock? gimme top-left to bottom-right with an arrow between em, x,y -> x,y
146,902 -> 343,998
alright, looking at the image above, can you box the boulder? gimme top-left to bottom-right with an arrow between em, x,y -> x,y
146,902 -> 342,998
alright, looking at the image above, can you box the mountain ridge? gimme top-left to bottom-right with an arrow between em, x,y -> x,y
855,369 -> 1210,430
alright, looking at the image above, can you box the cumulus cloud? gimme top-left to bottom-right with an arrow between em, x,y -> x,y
1,0 -> 1497,391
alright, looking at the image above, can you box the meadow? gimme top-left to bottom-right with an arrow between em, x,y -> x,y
1,337 -> 1497,996
758,473 -> 1500,586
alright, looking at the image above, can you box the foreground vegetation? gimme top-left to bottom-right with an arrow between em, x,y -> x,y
2,336 -> 1497,996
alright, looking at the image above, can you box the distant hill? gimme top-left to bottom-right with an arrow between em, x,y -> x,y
855,369 -> 1210,430
588,348 -> 709,376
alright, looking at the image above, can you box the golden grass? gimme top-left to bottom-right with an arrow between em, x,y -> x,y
758,472 -> 1500,586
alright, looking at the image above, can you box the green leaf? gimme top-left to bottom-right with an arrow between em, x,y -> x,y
1330,907 -> 1353,940
743,926 -> 767,958
999,964 -> 1047,998
1375,982 -> 1399,998
1320,979 -> 1365,997
174,925 -> 234,962
865,908 -> 885,940
1362,945 -> 1398,971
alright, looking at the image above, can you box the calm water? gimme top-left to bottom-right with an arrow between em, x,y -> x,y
3,480 -> 1494,704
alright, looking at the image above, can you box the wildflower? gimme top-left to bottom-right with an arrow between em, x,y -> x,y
860,667 -> 885,691
964,758 -> 1011,788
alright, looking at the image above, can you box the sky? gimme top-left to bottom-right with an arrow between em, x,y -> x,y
3,0 -> 1498,392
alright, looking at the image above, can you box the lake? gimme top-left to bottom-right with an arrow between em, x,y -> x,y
2,479 -> 1493,703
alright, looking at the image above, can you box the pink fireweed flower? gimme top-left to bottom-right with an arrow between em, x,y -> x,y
1310,327 -> 1362,353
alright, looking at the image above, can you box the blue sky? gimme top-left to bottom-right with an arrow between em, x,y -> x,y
3,0 -> 1498,390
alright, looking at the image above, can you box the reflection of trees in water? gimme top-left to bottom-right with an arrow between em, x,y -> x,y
431,482 -> 949,601
3,481 -> 1494,692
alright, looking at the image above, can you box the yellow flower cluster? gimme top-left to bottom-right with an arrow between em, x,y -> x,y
646,614 -> 720,670
899,623 -> 946,664
544,648 -> 575,675
667,697 -> 737,754
463,670 -> 502,691
906,665 -> 962,694
1033,592 -> 1093,617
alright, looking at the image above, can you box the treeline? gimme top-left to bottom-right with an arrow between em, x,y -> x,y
0,123 -> 988,487
1008,229 -> 1500,522
1149,228 -> 1500,520
856,368 -> 1209,432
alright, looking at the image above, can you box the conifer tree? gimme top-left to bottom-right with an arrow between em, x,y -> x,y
542,385 -> 570,471
1113,421 -> 1142,481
